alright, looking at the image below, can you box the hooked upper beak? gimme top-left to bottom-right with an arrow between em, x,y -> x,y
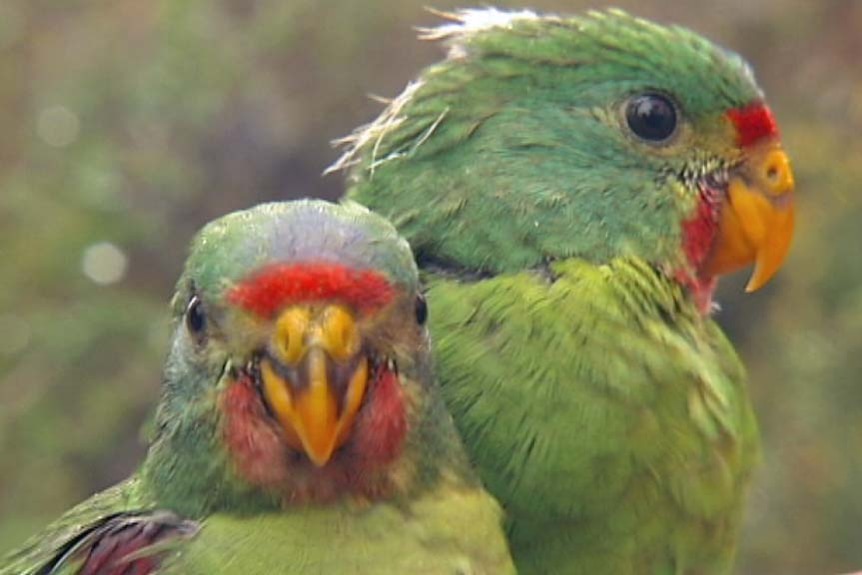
703,143 -> 796,291
259,304 -> 368,467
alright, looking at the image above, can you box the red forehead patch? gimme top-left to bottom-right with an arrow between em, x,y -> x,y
726,103 -> 779,148
227,262 -> 396,318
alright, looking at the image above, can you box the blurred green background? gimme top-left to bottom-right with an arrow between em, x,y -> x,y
0,1 -> 859,573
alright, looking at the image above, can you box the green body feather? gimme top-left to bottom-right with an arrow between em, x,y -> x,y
160,484 -> 510,575
4,476 -> 511,575
342,9 -> 770,574
427,259 -> 758,573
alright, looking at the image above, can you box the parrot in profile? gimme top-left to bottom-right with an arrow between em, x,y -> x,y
337,9 -> 797,574
1,200 -> 515,575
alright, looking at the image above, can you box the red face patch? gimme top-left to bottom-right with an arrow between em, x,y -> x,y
726,102 -> 779,148
679,186 -> 722,314
351,366 -> 407,467
227,262 -> 396,318
221,366 -> 408,502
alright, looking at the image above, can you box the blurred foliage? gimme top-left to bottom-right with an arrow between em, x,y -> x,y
0,1 -> 859,573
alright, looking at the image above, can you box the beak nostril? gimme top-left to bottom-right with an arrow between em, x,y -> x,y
322,305 -> 360,360
759,149 -> 794,196
766,165 -> 778,181
275,308 -> 311,365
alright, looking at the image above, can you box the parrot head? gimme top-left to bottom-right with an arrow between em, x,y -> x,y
338,9 -> 795,310
144,201 -> 435,512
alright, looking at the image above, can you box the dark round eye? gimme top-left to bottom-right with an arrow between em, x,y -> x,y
625,93 -> 678,143
185,295 -> 207,338
414,294 -> 428,326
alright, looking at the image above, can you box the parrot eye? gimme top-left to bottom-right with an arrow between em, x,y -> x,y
625,93 -> 678,143
185,295 -> 207,339
414,294 -> 428,326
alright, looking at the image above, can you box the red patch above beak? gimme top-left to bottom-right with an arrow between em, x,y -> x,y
228,262 -> 395,318
726,102 -> 779,148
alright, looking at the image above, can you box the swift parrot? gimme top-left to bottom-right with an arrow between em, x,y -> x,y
336,9 -> 797,574
0,200 -> 515,575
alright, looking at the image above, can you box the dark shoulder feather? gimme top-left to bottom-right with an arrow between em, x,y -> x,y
1,479 -> 197,575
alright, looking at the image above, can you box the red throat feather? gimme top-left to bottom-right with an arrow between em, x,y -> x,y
228,262 -> 396,318
679,190 -> 721,314
352,367 -> 407,467
221,377 -> 289,488
222,369 -> 408,500
726,102 -> 778,148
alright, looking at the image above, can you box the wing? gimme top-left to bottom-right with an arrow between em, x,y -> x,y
41,512 -> 198,575
1,479 -> 197,575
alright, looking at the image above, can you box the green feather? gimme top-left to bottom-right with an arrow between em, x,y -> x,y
426,258 -> 759,573
159,483 -> 510,575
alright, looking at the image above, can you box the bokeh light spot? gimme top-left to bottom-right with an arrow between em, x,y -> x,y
81,242 -> 128,285
36,106 -> 80,148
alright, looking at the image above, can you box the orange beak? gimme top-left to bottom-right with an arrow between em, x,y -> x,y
703,143 -> 796,291
259,304 -> 368,467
